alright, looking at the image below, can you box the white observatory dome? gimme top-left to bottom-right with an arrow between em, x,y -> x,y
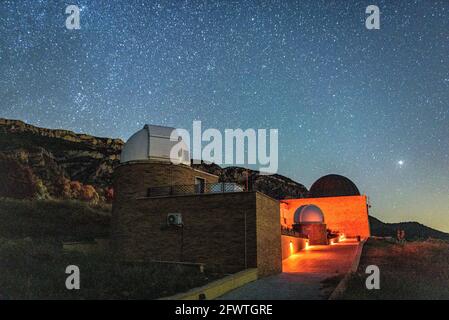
293,205 -> 325,224
120,124 -> 190,165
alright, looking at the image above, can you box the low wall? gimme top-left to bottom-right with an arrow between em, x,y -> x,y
281,235 -> 307,260
159,268 -> 258,300
328,239 -> 367,300
62,238 -> 110,254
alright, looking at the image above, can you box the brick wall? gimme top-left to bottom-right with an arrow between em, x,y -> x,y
113,161 -> 219,200
281,196 -> 370,238
255,193 -> 282,277
112,167 -> 282,277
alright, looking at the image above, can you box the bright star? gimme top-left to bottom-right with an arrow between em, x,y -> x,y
398,160 -> 404,166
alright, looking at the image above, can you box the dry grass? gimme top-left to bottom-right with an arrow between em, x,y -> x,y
0,238 -> 218,299
340,238 -> 449,299
0,198 -> 110,241
0,199 -> 219,299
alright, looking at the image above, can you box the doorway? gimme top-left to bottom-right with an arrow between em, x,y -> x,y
195,177 -> 206,194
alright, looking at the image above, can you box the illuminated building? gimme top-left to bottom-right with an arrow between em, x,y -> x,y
112,126 -> 370,277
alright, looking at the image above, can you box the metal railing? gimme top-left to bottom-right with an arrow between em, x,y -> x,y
147,182 -> 245,197
281,226 -> 307,238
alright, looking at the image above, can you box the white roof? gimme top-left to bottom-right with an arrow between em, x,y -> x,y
120,124 -> 190,165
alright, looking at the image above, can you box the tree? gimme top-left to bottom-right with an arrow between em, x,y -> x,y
0,155 -> 38,199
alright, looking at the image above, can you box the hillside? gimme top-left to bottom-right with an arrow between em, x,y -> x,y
0,198 -> 110,241
0,118 -> 122,200
192,162 -> 308,199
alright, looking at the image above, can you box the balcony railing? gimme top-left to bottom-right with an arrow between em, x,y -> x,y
281,226 -> 307,238
147,182 -> 245,197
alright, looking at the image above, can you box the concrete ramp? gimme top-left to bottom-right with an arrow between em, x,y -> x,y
218,239 -> 360,300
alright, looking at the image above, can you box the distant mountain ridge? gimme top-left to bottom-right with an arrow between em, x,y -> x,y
369,216 -> 449,240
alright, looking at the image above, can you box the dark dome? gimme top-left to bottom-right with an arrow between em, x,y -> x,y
309,174 -> 360,198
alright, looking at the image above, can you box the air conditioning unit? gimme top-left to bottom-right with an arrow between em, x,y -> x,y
167,213 -> 183,226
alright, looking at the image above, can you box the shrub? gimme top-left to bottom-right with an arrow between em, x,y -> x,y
0,155 -> 38,199
104,187 -> 114,203
81,185 -> 100,205
69,181 -> 82,198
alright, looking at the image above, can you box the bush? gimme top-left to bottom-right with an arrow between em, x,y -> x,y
80,185 -> 99,205
0,156 -> 38,199
69,181 -> 82,198
104,187 -> 114,203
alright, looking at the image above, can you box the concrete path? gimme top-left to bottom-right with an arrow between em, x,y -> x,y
218,239 -> 360,300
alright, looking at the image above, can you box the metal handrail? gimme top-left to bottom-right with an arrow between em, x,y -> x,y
147,182 -> 245,197
281,226 -> 307,238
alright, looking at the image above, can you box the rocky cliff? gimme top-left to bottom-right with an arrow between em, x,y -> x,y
0,118 -> 123,200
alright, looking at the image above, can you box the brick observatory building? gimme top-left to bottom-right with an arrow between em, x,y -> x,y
112,125 -> 370,278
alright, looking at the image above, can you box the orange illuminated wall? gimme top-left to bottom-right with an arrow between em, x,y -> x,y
280,195 -> 370,238
281,235 -> 307,260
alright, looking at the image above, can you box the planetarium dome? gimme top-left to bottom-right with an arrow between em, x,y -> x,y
309,174 -> 360,198
120,124 -> 190,165
293,205 -> 325,224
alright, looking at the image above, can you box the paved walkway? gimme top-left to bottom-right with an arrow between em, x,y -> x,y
218,239 -> 360,300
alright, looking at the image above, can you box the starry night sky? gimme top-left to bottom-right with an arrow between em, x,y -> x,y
0,1 -> 448,231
